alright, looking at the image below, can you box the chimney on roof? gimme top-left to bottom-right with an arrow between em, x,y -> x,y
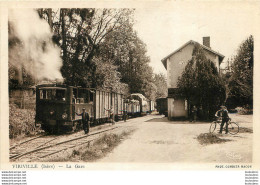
203,37 -> 210,48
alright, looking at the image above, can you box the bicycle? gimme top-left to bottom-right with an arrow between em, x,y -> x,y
209,117 -> 239,135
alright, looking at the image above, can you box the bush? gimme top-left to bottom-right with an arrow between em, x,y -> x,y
228,109 -> 238,113
9,103 -> 38,139
235,106 -> 253,115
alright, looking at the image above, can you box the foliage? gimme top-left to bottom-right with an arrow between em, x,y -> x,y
46,130 -> 133,162
39,8 -> 134,88
99,21 -> 157,99
153,73 -> 167,99
226,35 -> 253,108
9,8 -> 167,100
235,106 -> 253,115
93,58 -> 129,94
177,44 -> 226,119
9,104 -> 38,139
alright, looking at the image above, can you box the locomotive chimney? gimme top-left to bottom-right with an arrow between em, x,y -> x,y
203,37 -> 210,48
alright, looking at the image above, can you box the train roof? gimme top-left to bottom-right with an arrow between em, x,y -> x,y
156,97 -> 167,100
36,83 -> 67,88
131,93 -> 146,99
36,84 -> 125,95
38,86 -> 67,90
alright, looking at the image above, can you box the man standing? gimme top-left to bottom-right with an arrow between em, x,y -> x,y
123,110 -> 127,122
76,108 -> 90,134
120,108 -> 127,122
190,105 -> 198,122
215,105 -> 229,134
105,106 -> 115,125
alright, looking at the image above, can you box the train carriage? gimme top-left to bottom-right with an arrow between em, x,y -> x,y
147,100 -> 155,113
125,99 -> 140,117
130,93 -> 149,115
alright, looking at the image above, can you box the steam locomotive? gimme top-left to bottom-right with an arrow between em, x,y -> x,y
35,83 -> 155,133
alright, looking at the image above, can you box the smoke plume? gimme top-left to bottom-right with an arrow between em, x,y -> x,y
8,9 -> 63,82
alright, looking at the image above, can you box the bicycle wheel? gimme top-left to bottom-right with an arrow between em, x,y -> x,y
228,122 -> 239,135
209,122 -> 217,133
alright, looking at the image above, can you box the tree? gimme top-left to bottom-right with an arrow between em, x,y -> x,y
177,44 -> 226,120
227,35 -> 253,108
99,23 -> 157,99
93,58 -> 129,94
37,8 -> 160,99
153,73 -> 167,99
38,8 -> 134,88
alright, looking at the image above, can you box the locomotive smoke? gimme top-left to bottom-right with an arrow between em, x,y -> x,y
8,9 -> 63,83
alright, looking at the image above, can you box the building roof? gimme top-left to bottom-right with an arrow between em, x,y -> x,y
161,40 -> 225,69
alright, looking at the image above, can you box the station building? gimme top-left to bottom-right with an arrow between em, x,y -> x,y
161,37 -> 225,120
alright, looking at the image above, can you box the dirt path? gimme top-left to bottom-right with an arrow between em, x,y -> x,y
98,114 -> 253,163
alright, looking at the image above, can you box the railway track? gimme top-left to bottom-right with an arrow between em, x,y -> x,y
10,126 -> 119,162
9,115 -> 158,162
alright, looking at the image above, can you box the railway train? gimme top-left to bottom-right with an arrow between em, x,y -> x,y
129,93 -> 155,116
156,98 -> 168,116
35,83 -> 155,133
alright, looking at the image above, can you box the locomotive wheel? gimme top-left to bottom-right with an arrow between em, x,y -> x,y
54,121 -> 61,134
41,124 -> 56,134
41,122 -> 60,134
41,124 -> 51,133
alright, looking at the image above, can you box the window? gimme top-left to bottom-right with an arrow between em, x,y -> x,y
40,90 -> 46,99
75,88 -> 94,104
77,89 -> 87,103
89,91 -> 94,102
39,89 -> 66,101
56,89 -> 66,101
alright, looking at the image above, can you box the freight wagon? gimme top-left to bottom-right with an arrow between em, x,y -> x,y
156,98 -> 168,116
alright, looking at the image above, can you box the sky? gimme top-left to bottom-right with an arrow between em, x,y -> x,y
133,2 -> 258,75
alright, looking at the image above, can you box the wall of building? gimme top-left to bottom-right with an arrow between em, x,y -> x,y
204,50 -> 220,72
167,43 -> 220,89
167,44 -> 194,88
167,98 -> 188,118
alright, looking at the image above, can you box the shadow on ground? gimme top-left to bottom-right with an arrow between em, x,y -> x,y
145,117 -> 210,124
197,133 -> 232,145
145,117 -> 169,122
239,127 -> 253,133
